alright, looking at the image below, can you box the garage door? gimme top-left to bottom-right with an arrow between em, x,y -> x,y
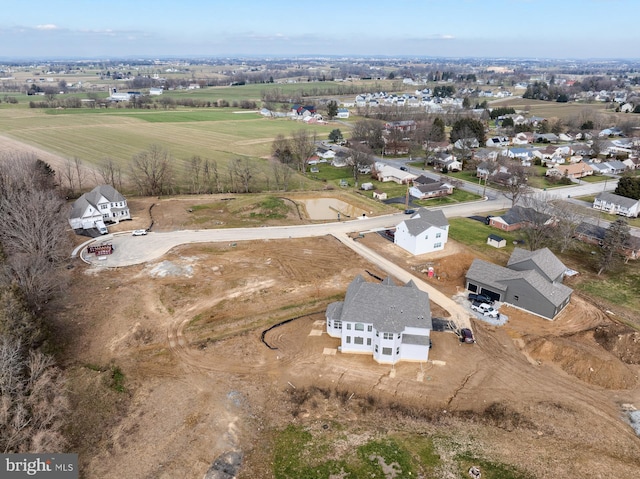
480,288 -> 501,301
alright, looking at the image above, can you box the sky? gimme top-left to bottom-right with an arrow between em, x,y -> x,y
0,0 -> 638,60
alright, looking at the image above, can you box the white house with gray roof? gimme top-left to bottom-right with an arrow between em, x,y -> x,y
394,208 -> 449,255
593,192 -> 640,218
465,248 -> 572,320
326,276 -> 432,364
68,185 -> 130,231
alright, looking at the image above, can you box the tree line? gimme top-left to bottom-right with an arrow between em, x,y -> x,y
0,154 -> 70,453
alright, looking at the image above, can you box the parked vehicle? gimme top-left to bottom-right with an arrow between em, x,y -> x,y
132,229 -> 148,236
468,293 -> 493,304
404,209 -> 416,215
460,328 -> 475,343
400,166 -> 408,171
471,301 -> 499,318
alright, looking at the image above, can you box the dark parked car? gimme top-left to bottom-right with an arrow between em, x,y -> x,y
404,209 -> 416,215
400,166 -> 408,171
484,215 -> 494,225
460,328 -> 475,343
468,293 -> 493,304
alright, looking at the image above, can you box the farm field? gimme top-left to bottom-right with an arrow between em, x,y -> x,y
0,105 -> 335,183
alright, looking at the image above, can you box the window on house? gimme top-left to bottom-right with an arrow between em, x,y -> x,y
382,347 -> 392,355
434,242 -> 442,249
334,321 -> 341,329
355,323 -> 364,331
346,324 -> 351,330
376,331 -> 379,337
436,232 -> 441,238
367,338 -> 371,346
375,345 -> 378,353
396,347 -> 400,355
383,333 -> 393,340
367,325 -> 372,332
354,337 -> 364,345
397,334 -> 401,339
514,295 -> 519,301
346,336 -> 351,344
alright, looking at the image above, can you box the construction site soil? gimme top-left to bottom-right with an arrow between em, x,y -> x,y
56,195 -> 640,479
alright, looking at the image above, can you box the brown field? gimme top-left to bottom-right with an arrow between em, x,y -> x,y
53,197 -> 640,479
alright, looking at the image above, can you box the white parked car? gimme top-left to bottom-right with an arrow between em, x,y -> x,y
471,301 -> 499,318
132,229 -> 147,236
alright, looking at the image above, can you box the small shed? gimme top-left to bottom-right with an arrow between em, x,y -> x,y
361,182 -> 374,191
373,190 -> 388,200
487,234 -> 506,248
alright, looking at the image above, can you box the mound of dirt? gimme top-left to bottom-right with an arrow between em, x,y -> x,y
593,324 -> 640,365
525,333 -> 638,389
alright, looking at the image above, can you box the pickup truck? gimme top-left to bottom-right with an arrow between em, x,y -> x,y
470,301 -> 499,318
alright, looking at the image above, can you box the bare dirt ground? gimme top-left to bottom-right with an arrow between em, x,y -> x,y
54,196 -> 640,479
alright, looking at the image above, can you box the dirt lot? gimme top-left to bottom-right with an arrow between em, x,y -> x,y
55,196 -> 640,479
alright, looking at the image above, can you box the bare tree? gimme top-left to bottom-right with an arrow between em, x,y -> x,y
290,129 -> 317,173
96,157 -> 123,191
502,163 -> 532,207
549,200 -> 585,253
129,144 -> 175,196
0,337 -> 69,453
598,218 -> 630,276
58,158 -> 77,195
271,159 -> 293,191
203,159 -> 221,193
73,157 -> 86,193
518,194 -> 556,251
188,155 -> 203,194
347,144 -> 374,183
231,158 -> 255,193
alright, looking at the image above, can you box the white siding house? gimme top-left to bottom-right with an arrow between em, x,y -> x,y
394,208 -> 449,255
593,192 -> 640,218
326,276 -> 432,365
69,185 -> 131,231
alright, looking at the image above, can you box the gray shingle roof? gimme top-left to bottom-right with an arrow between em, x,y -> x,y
70,185 -> 125,220
595,192 -> 639,209
467,258 -> 572,307
403,208 -> 448,236
334,275 -> 431,333
507,247 -> 567,282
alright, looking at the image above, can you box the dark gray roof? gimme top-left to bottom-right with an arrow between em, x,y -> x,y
70,185 -> 125,220
334,275 -> 431,333
403,208 -> 448,236
499,205 -> 550,226
488,234 -> 505,242
413,183 -> 449,194
507,247 -> 567,282
595,192 -> 639,209
413,175 -> 437,185
467,259 -> 572,307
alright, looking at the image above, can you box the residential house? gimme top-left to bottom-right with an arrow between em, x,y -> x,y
332,151 -> 351,168
384,120 -> 417,132
473,148 -> 499,163
453,138 -> 480,150
149,87 -> 163,95
373,162 -> 417,184
326,275 -> 432,364
604,160 -> 627,174
593,192 -> 640,218
409,180 -> 454,200
489,205 -> 551,232
432,152 -> 462,172
465,248 -> 573,320
486,136 -> 510,148
394,208 -> 449,255
546,162 -> 594,179
512,132 -> 535,145
336,108 -> 350,118
574,222 -> 640,260
534,133 -> 560,143
316,146 -> 336,161
69,185 -> 131,231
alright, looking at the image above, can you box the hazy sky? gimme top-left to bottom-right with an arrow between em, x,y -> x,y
1,0 -> 638,60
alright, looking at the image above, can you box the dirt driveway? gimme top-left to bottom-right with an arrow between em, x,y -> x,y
56,197 -> 640,479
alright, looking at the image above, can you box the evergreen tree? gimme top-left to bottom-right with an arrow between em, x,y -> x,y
614,176 -> 640,200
